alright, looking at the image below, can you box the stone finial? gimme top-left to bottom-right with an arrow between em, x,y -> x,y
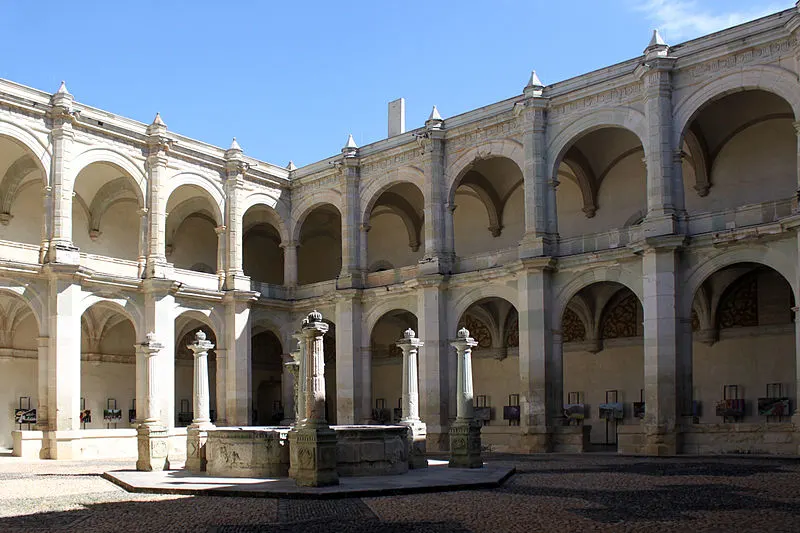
56,80 -> 71,96
51,80 -> 74,108
403,328 -> 416,339
457,326 -> 470,339
151,113 -> 166,127
428,105 -> 442,121
146,331 -> 157,343
287,160 -> 297,171
425,105 -> 444,130
523,71 -> 544,98
644,29 -> 669,57
342,134 -> 358,157
195,330 -> 207,342
307,309 -> 323,322
146,113 -> 168,136
648,29 -> 666,48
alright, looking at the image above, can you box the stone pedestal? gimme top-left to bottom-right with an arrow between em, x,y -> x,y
185,330 -> 216,473
449,327 -> 483,468
396,328 -> 427,469
136,424 -> 169,471
288,311 -> 339,487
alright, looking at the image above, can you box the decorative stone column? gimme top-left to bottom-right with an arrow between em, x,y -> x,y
449,327 -> 482,468
144,113 -> 173,279
288,311 -> 338,487
419,107 -> 449,273
339,135 -> 363,287
223,138 -> 250,291
290,333 -> 304,423
136,333 -> 169,471
280,353 -> 297,425
396,328 -> 427,469
281,240 -> 298,287
186,330 -> 215,472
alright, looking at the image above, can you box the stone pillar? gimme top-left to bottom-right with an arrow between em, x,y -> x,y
449,327 -> 482,468
39,186 -> 52,263
640,239 -> 683,455
290,333 -> 304,422
288,311 -> 339,487
223,139 -> 250,291
359,345 -> 373,424
518,73 -> 553,258
419,109 -> 449,272
415,275 -> 450,450
45,82 -> 79,264
137,207 -> 148,278
794,121 -> 800,211
280,353 -> 296,425
186,330 -> 215,472
214,348 -> 228,425
396,328 -> 427,468
642,35 -> 680,235
136,333 -> 169,471
339,137 -> 362,287
281,240 -> 298,287
42,266 -> 82,458
335,290 -> 363,424
142,279 -> 176,429
35,337 -> 49,432
144,113 -> 172,278
516,259 -> 558,452
224,291 -> 255,425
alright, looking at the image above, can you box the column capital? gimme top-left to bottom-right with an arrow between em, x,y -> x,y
628,234 -> 687,254
139,332 -> 164,356
301,310 -> 329,336
451,327 -> 479,350
396,328 -> 424,349
186,330 -> 214,356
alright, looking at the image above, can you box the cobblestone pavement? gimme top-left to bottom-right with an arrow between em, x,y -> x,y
0,453 -> 798,532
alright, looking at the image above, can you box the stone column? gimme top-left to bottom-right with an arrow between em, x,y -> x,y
516,259 -> 559,452
280,353 -> 296,425
137,207 -> 148,278
518,73 -> 554,258
136,333 -> 169,471
449,327 -> 482,468
396,328 -> 427,469
419,109 -> 449,272
640,239 -> 683,455
186,330 -> 215,472
290,333 -> 304,422
339,137 -> 362,287
335,290 -> 363,424
642,35 -> 680,235
214,348 -> 228,425
415,275 -> 450,450
142,279 -> 176,429
223,139 -> 250,291
288,311 -> 339,487
144,113 -> 172,278
281,240 -> 298,287
35,336 -> 49,431
45,82 -> 79,264
224,291 -> 255,425
39,186 -> 52,263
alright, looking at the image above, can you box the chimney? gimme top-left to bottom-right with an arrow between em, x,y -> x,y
388,98 -> 406,137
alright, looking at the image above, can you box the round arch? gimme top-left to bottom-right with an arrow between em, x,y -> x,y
79,294 -> 143,339
175,307 -> 224,342
547,106 -> 649,180
364,301 -> 418,344
450,284 -> 519,329
164,172 -> 225,223
290,193 -> 343,243
553,266 -> 643,329
360,166 -> 426,226
0,120 -> 51,183
0,278 -> 46,335
673,65 -> 800,147
444,140 -> 524,205
68,147 -> 147,202
241,194 -> 290,244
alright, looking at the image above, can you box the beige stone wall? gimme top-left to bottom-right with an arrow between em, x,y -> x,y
367,212 -> 423,270
472,354 -> 521,425
371,359 -> 401,417
80,360 -> 136,430
0,358 -> 37,448
0,183 -> 42,246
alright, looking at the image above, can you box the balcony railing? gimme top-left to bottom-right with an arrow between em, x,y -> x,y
173,268 -> 221,291
365,264 -> 419,287
686,198 -> 793,235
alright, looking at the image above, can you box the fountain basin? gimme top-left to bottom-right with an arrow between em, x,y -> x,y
205,425 -> 409,478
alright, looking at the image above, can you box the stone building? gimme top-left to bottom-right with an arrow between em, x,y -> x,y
2,4 -> 800,459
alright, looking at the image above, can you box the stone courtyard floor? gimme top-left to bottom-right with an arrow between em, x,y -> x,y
0,453 -> 799,532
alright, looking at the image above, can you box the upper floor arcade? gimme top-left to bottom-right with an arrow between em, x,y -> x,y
1,3 -> 800,299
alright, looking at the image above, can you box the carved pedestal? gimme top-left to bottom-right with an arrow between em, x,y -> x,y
186,425 -> 211,473
449,420 -> 483,468
136,423 -> 169,471
401,419 -> 428,469
288,426 -> 339,486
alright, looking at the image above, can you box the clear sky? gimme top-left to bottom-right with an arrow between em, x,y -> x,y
0,0 -> 792,167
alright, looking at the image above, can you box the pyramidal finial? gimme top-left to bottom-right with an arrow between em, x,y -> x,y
229,137 -> 242,151
644,29 -> 669,57
151,113 -> 166,127
428,105 -> 442,121
287,160 -> 297,171
649,29 -> 666,48
344,134 -> 358,150
526,71 -> 544,89
56,80 -> 70,95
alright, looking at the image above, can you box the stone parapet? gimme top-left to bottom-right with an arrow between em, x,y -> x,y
206,427 -> 290,478
334,425 -> 409,476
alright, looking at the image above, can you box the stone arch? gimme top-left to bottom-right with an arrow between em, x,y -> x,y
164,172 -> 225,223
444,139 -> 524,206
450,284 -> 519,330
547,106 -> 649,181
364,300 -> 418,343
241,193 -> 290,244
290,192 -> 343,243
87,176 -> 143,233
68,147 -> 147,201
0,155 -> 42,215
78,293 -> 143,339
360,166 -> 426,226
175,307 -> 224,342
673,65 -> 800,148
0,278 -> 46,335
553,266 -> 643,329
684,246 -> 798,316
0,120 -> 51,183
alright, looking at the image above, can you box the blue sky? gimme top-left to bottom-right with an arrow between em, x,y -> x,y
0,0 -> 792,167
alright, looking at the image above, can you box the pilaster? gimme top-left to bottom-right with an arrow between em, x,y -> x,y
223,139 -> 250,290
339,138 -> 362,287
142,278 -> 177,428
418,108 -> 450,274
144,114 -> 173,278
334,289 -> 364,423
281,240 -> 298,287
223,290 -> 256,425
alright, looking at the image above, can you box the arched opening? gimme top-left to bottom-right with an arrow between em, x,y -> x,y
242,205 -> 283,285
370,309 -> 418,423
0,135 -> 45,248
251,329 -> 284,425
72,163 -> 143,261
174,320 -> 218,427
0,291 -> 39,448
80,302 -> 136,430
297,204 -> 341,285
555,127 -> 646,239
690,264 -> 796,428
366,183 -> 425,272
166,185 -> 220,274
561,282 -> 643,449
457,297 -> 519,444
451,157 -> 524,257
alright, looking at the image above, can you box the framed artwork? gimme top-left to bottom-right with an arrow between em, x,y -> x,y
103,409 -> 122,421
80,410 -> 92,424
474,406 -> 492,422
599,402 -> 624,420
503,405 -> 520,421
633,402 -> 645,419
757,397 -> 790,417
14,408 -> 36,424
563,404 -> 585,420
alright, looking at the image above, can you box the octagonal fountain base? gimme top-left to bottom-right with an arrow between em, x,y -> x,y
205,425 -> 409,479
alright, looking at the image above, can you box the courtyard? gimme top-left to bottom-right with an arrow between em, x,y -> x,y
0,453 -> 798,532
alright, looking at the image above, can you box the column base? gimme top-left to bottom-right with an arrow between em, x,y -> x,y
400,419 -> 428,469
137,423 -> 170,472
288,425 -> 339,487
43,430 -> 81,460
448,419 -> 482,468
186,424 -> 214,473
642,425 -> 679,456
518,425 -> 554,453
